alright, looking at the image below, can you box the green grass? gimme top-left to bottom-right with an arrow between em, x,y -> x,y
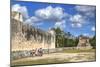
11,49 -> 96,66
62,49 -> 95,53
11,58 -> 70,66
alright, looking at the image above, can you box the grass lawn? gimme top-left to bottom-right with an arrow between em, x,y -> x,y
11,49 -> 96,67
62,49 -> 95,53
11,58 -> 70,66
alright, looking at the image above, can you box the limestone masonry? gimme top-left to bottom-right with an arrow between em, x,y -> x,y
11,11 -> 55,51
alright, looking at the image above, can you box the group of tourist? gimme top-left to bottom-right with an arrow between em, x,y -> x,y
30,48 -> 43,57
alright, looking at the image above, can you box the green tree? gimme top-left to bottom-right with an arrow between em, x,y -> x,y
90,35 -> 96,49
53,27 -> 78,47
64,38 -> 77,47
53,27 -> 64,47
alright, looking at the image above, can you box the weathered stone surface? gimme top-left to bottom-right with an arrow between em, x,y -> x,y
11,11 -> 55,51
77,36 -> 92,49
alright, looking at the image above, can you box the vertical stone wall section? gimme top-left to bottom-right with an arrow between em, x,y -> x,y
11,11 -> 55,51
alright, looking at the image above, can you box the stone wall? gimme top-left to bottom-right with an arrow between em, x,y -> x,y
11,11 -> 55,51
77,36 -> 92,49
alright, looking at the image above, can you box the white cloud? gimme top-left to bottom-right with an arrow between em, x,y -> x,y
71,23 -> 82,28
29,16 -> 41,23
75,5 -> 95,12
12,4 -> 29,19
91,26 -> 95,31
70,14 -> 84,23
35,23 -> 43,26
24,18 -> 33,25
72,5 -> 96,28
55,20 -> 66,30
12,4 -> 20,11
75,5 -> 96,18
25,16 -> 42,25
70,14 -> 85,27
24,6 -> 68,28
83,33 -> 89,36
11,5 -> 71,29
35,6 -> 67,22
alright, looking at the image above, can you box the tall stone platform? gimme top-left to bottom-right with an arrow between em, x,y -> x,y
77,36 -> 93,49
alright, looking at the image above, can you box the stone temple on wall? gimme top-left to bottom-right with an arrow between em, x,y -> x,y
77,36 -> 92,49
11,11 -> 55,52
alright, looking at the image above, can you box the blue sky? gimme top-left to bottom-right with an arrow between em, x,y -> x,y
11,0 -> 96,37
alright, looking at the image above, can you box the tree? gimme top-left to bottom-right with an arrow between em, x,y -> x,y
53,27 -> 78,47
90,35 -> 96,49
64,38 -> 77,47
53,27 -> 64,47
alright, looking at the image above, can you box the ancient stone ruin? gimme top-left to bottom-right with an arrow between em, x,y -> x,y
11,11 -> 56,51
77,36 -> 92,49
11,11 -> 56,59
